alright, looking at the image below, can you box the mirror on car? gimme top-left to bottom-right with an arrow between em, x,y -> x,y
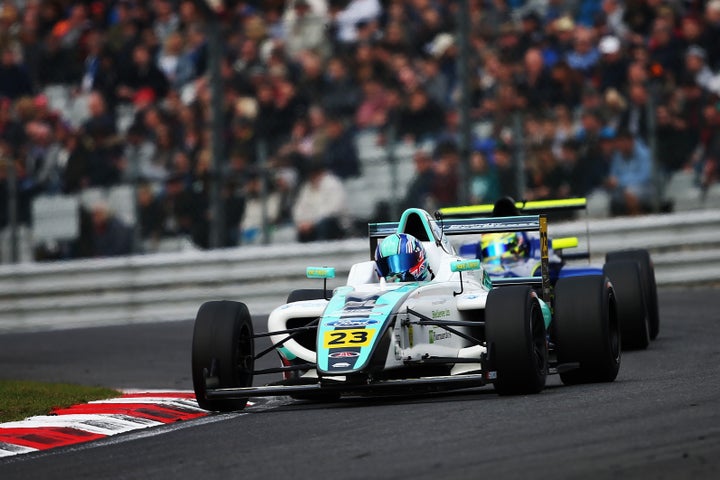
306,267 -> 336,279
450,259 -> 481,273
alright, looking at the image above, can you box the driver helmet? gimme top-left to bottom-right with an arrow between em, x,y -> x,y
375,233 -> 430,282
480,232 -> 528,266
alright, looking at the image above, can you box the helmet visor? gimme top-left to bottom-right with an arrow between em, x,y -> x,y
376,252 -> 422,281
482,241 -> 511,263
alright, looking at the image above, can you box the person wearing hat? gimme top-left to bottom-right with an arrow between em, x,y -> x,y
597,35 -> 628,92
551,15 -> 576,56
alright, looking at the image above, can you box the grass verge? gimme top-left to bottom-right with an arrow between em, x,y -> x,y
0,380 -> 120,423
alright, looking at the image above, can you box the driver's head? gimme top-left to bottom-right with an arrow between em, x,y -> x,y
375,233 -> 430,282
481,232 -> 528,265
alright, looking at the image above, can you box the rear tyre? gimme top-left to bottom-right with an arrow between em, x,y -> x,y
603,261 -> 649,350
606,249 -> 659,340
192,301 -> 254,411
554,275 -> 621,384
485,286 -> 548,395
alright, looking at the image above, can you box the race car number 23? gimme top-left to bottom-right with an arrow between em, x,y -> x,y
323,329 -> 375,348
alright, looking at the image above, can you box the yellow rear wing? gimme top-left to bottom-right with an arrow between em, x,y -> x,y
439,198 -> 587,218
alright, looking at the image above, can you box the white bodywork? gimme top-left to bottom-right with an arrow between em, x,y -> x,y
267,218 -> 492,377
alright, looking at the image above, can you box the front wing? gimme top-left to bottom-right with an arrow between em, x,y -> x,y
203,373 -> 492,401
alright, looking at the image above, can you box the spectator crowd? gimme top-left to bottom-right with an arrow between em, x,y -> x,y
1,0 -> 719,259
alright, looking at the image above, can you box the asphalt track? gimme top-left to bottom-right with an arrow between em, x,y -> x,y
0,287 -> 719,479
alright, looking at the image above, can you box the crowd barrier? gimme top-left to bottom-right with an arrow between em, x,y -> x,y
0,209 -> 719,333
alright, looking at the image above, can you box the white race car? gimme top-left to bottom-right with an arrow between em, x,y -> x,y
191,208 -> 621,411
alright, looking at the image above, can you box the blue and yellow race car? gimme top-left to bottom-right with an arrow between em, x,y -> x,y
441,197 -> 659,350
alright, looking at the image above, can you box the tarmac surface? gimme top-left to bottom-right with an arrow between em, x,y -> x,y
0,287 -> 718,479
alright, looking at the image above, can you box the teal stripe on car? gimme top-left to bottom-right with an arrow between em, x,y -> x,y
317,284 -> 419,374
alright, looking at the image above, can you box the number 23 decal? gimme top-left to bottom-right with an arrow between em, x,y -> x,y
323,329 -> 374,348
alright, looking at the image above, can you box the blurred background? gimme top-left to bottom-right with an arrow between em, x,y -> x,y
1,0 -> 720,264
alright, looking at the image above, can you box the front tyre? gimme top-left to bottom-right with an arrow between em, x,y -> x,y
485,286 -> 548,395
554,275 -> 620,384
192,301 -> 254,412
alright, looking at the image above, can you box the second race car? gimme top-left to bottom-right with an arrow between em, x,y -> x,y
441,197 -> 660,349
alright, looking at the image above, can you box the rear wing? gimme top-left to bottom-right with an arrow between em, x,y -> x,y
368,214 -> 552,302
369,215 -> 546,238
440,198 -> 591,261
438,198 -> 587,218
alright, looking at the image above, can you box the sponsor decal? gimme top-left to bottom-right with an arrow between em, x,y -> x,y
322,329 -> 375,348
453,259 -> 480,271
340,295 -> 381,315
335,313 -> 384,319
329,351 -> 360,358
326,319 -> 379,327
444,220 -> 539,232
432,309 -> 451,320
306,267 -> 335,278
332,362 -> 351,368
486,371 -> 497,380
429,330 -> 452,343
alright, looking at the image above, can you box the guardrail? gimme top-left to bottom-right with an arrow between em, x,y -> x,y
1,209 -> 719,333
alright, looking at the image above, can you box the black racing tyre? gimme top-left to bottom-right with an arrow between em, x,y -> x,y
485,286 -> 548,395
603,261 -> 649,350
192,301 -> 254,412
287,289 -> 327,303
554,275 -> 621,385
606,249 -> 659,340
